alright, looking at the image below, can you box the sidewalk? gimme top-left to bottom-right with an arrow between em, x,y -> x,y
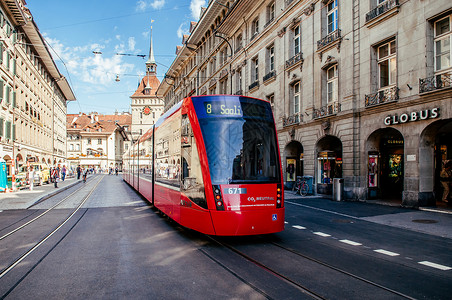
0,177 -> 82,210
284,190 -> 452,239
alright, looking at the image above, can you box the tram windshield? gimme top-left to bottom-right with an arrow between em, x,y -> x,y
194,96 -> 281,185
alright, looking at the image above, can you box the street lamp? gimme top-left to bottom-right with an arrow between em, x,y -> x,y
215,32 -> 233,94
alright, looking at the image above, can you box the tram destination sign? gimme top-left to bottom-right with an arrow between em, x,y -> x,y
384,107 -> 439,126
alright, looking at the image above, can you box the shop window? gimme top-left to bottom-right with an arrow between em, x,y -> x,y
317,151 -> 342,184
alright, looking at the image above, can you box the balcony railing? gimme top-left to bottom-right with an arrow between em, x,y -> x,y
285,52 -> 303,69
366,0 -> 399,23
283,112 -> 303,127
249,80 -> 259,90
419,72 -> 452,94
263,70 -> 276,82
313,102 -> 341,119
234,89 -> 243,96
317,29 -> 341,51
365,86 -> 399,107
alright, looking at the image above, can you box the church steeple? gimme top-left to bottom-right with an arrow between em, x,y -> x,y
146,20 -> 157,76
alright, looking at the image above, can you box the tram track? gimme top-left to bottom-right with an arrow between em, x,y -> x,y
203,235 -> 416,300
0,175 -> 104,283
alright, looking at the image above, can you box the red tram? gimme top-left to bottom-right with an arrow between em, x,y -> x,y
123,95 -> 284,236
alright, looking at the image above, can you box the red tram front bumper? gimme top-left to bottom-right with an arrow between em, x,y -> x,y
210,208 -> 285,236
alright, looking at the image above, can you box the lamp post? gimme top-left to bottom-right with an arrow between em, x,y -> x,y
215,33 -> 233,94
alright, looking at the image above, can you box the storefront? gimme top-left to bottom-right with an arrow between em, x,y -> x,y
283,141 -> 303,189
316,135 -> 342,195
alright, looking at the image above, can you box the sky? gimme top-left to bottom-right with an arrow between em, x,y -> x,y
26,0 -> 207,115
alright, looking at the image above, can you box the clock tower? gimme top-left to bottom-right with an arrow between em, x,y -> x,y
130,23 -> 163,137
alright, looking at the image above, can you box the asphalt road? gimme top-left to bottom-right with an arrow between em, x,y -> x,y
0,174 -> 451,299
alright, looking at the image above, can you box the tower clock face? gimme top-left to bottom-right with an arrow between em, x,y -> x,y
143,106 -> 151,115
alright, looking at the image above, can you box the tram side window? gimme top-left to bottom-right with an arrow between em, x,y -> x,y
181,114 -> 207,209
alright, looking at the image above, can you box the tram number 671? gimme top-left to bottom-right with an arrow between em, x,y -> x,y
224,188 -> 247,194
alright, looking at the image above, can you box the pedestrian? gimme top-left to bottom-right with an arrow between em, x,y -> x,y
82,167 -> 88,183
51,167 -> 59,188
440,161 -> 452,203
61,165 -> 67,181
115,166 -> 118,176
77,165 -> 81,180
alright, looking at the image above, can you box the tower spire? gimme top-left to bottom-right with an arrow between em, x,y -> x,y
146,20 -> 157,75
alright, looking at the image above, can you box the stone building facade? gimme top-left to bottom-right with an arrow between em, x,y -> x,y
156,0 -> 452,208
130,27 -> 164,137
0,0 -> 75,186
66,112 -> 131,171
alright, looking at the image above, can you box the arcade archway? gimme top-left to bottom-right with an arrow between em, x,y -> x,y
315,135 -> 342,195
366,128 -> 404,201
283,141 -> 303,188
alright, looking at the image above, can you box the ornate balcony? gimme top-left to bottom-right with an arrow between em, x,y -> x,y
313,102 -> 341,119
285,52 -> 303,69
365,86 -> 399,107
249,80 -> 259,91
283,112 -> 302,127
366,0 -> 399,23
419,72 -> 452,94
263,70 -> 276,83
317,29 -> 341,51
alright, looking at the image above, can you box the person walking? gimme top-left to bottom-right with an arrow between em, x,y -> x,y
440,161 -> 452,203
82,167 -> 88,183
61,165 -> 67,181
77,165 -> 81,180
51,167 -> 59,188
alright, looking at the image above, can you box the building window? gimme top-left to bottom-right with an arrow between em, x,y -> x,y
236,33 -> 243,51
268,44 -> 275,72
252,17 -> 259,38
378,40 -> 396,89
267,94 -> 275,112
434,14 -> 451,71
293,81 -> 300,114
87,138 -> 91,144
327,0 -> 338,34
219,78 -> 228,94
294,25 -> 301,55
236,68 -> 242,93
327,65 -> 338,103
98,138 -> 102,145
267,2 -> 275,24
252,57 -> 259,83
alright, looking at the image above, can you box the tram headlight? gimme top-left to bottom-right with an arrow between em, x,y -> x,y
213,185 -> 225,211
276,184 -> 282,208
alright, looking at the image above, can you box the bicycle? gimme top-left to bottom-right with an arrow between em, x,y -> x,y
292,177 -> 309,196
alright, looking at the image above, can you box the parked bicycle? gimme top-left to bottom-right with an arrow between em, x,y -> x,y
292,177 -> 309,196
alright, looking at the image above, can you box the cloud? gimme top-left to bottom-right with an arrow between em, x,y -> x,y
43,34 -> 135,86
177,23 -> 188,40
190,0 -> 206,20
128,37 -> 136,51
136,0 -> 165,11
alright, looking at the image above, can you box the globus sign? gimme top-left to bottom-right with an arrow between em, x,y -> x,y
384,107 -> 440,126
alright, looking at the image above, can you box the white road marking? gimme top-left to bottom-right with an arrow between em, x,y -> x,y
374,249 -> 400,256
314,232 -> 331,237
418,261 -> 451,271
292,225 -> 306,230
284,221 -> 288,224
339,239 -> 362,246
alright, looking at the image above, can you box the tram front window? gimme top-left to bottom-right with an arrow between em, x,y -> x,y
200,118 -> 280,185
